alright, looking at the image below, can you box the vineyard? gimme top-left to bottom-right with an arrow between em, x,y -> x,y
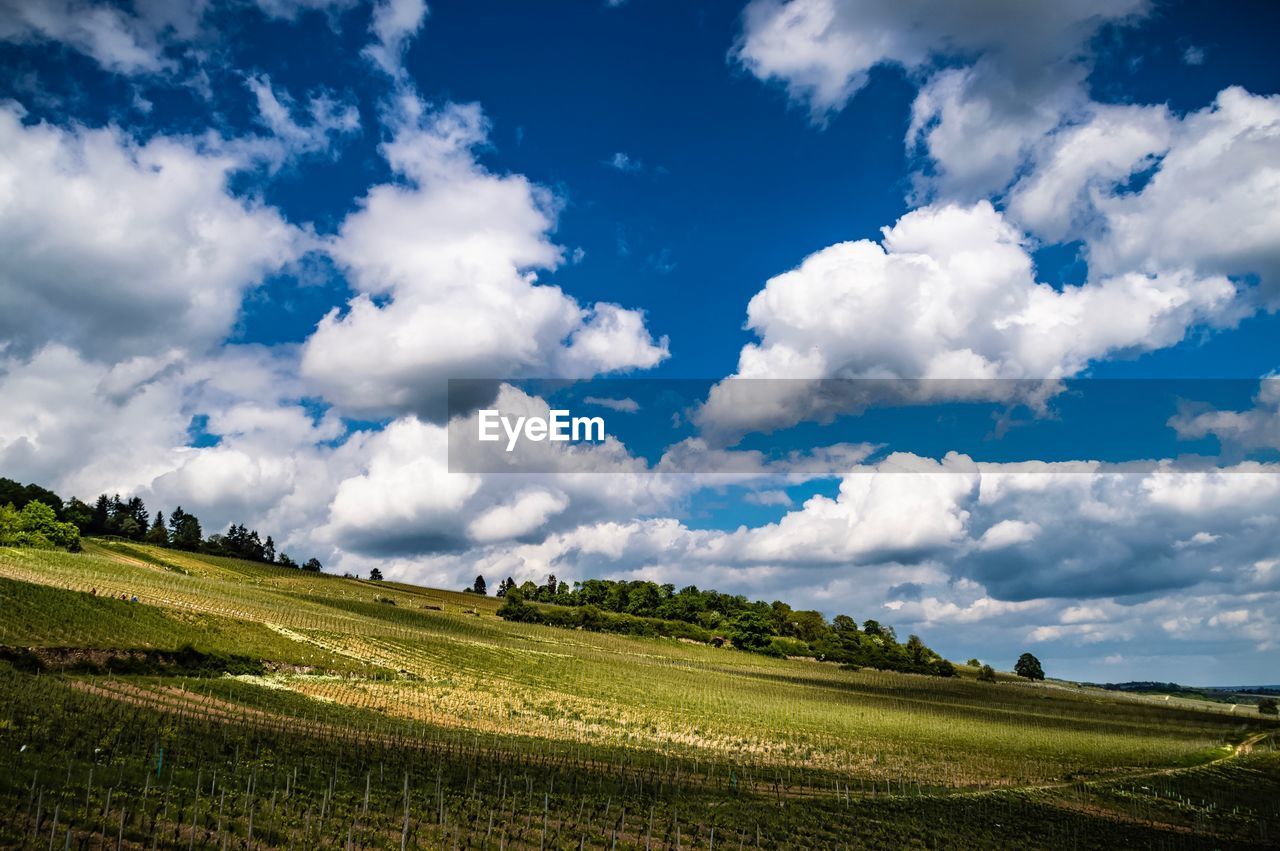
0,541 -> 1277,848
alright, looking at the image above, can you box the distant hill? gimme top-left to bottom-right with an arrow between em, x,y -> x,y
1096,681 -> 1280,703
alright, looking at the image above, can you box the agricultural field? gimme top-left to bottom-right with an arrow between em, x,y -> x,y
1,540 -> 1277,848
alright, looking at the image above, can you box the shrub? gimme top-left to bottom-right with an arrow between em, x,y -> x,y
769,636 -> 811,657
0,501 -> 81,552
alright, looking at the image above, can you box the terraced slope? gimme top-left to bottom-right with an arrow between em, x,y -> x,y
1,541 -> 1276,848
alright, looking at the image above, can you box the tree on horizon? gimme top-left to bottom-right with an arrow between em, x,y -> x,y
1015,653 -> 1045,681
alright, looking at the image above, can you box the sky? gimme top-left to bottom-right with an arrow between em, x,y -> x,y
1,0 -> 1278,684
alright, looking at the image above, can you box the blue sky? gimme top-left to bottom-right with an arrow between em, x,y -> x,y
1,0 -> 1279,683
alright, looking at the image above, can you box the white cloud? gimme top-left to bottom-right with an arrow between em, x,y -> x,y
698,202 -> 1238,439
744,489 -> 792,507
906,63 -> 1089,201
0,343 -> 342,549
1169,377 -> 1280,452
0,0 -> 207,73
1174,531 -> 1221,550
0,0 -> 355,74
467,489 -> 570,543
582,396 -> 641,413
0,345 -> 189,498
245,74 -> 360,163
318,417 -> 481,553
439,452 -> 1280,606
977,519 -> 1039,550
318,385 -> 688,556
1087,88 -> 1280,305
735,0 -> 1144,121
0,105 -> 302,361
401,451 -> 1280,679
917,84 -> 1280,309
1005,102 -> 1172,243
605,152 -> 643,173
363,0 -> 428,76
301,100 -> 668,420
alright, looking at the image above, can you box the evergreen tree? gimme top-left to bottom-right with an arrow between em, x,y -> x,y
62,497 -> 94,533
264,536 -> 276,563
539,574 -> 559,601
144,511 -> 169,545
0,479 -> 63,516
90,495 -> 111,535
125,497 -> 149,538
169,506 -> 203,551
472,575 -> 487,595
106,495 -> 125,535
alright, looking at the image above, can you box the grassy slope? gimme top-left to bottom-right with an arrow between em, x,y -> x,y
1,541 -> 1277,848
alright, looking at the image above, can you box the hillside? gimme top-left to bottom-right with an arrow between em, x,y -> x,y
1,541 -> 1277,848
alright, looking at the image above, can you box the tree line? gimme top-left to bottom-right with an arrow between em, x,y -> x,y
0,477 -> 322,570
489,574 -> 957,676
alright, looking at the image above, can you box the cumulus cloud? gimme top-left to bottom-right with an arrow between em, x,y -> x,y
0,105 -> 303,361
0,343 -> 344,545
467,489 -> 570,543
402,451 -> 1279,679
1004,102 -> 1172,243
905,63 -> 1089,201
1085,88 -> 1280,305
1169,377 -> 1280,453
301,100 -> 668,420
735,0 -> 1152,201
698,202 -> 1238,439
734,0 -> 1144,120
659,455 -> 1278,601
948,88 -> 1280,310
912,64 -> 1280,301
316,385 -> 691,557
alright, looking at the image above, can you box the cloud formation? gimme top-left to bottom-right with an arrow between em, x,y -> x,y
363,0 -> 428,76
0,105 -> 302,361
699,202 -> 1238,438
301,99 -> 669,420
735,0 -> 1143,121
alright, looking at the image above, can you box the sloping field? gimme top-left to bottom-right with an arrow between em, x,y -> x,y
1,541 -> 1277,848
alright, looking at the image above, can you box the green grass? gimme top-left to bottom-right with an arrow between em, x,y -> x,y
0,575 -> 359,672
1,541 -> 1277,847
